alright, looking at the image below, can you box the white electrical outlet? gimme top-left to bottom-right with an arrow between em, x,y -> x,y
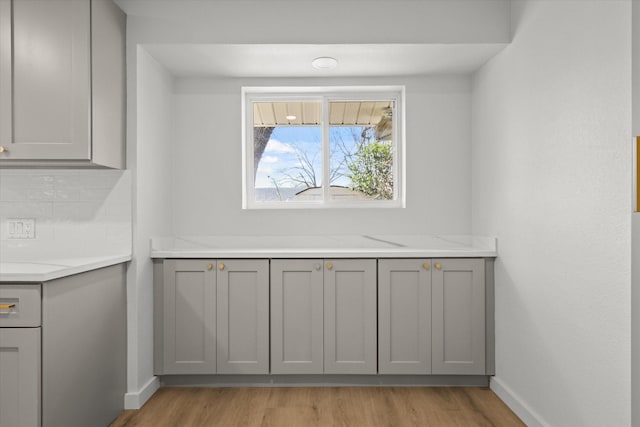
7,218 -> 36,239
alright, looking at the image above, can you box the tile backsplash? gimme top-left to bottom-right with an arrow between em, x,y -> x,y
0,170 -> 132,260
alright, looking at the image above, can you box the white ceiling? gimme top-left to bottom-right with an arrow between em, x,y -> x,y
143,43 -> 506,78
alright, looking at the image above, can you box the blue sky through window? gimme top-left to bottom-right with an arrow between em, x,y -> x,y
254,126 -> 363,190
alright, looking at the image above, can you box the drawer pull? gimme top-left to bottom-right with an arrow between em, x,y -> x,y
0,303 -> 16,310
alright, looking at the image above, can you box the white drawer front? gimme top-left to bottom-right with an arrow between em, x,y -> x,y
0,285 -> 41,327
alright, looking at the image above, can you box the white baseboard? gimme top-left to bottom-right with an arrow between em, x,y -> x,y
124,376 -> 160,410
490,376 -> 549,427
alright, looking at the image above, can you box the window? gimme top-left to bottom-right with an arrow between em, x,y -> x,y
242,86 -> 404,208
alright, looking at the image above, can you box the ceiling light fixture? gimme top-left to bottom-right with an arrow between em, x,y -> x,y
285,115 -> 297,120
312,56 -> 338,70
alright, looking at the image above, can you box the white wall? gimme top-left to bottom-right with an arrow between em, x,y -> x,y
472,1 -> 631,426
171,76 -> 472,236
124,47 -> 174,408
121,0 -> 508,408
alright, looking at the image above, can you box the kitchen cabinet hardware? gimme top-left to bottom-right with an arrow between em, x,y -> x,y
326,262 -> 333,270
0,303 -> 16,310
434,262 -> 442,270
207,263 -> 213,270
423,262 -> 430,270
218,263 -> 225,271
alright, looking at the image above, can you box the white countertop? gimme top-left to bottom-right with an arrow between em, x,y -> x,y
0,254 -> 132,282
151,234 -> 497,259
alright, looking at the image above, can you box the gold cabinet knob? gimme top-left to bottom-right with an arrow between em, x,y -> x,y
434,263 -> 442,270
423,263 -> 430,270
326,263 -> 333,270
206,263 -> 213,271
218,263 -> 225,271
0,146 -> 7,153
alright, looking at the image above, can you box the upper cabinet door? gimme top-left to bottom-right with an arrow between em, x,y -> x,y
91,0 -> 126,169
324,259 -> 377,374
432,258 -> 486,375
0,0 -> 11,150
378,259 -> 431,374
217,259 -> 270,374
1,0 -> 90,159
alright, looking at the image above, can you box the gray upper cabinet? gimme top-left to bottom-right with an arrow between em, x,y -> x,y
378,259 -> 432,374
162,259 -> 217,374
0,0 -> 125,168
324,259 -> 377,374
432,258 -> 486,375
217,259 -> 269,374
270,259 -> 324,374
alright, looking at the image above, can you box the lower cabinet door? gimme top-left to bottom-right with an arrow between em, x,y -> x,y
217,260 -> 269,374
378,259 -> 431,374
0,328 -> 40,427
163,259 -> 217,374
432,258 -> 486,375
324,259 -> 377,374
270,259 -> 324,374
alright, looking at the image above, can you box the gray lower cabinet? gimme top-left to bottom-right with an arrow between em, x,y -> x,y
378,259 -> 432,374
324,259 -> 377,374
156,257 -> 490,378
432,258 -> 486,375
0,264 -> 126,427
270,259 -> 377,375
270,260 -> 324,374
42,264 -> 127,427
0,284 -> 42,427
379,258 -> 486,375
0,326 -> 40,427
217,260 -> 269,374
162,259 -> 217,374
157,259 -> 269,375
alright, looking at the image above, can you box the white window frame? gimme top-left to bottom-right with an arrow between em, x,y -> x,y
242,86 -> 406,209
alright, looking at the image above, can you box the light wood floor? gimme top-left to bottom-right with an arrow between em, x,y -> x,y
110,386 -> 525,427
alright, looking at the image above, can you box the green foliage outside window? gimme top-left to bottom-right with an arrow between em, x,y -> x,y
347,137 -> 393,200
